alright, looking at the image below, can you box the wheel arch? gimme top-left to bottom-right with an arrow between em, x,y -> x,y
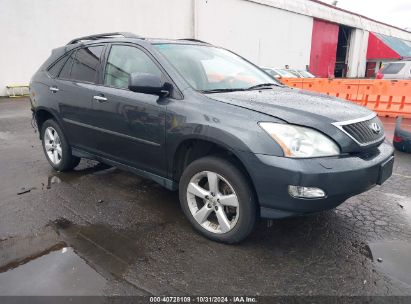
34,107 -> 65,139
170,136 -> 259,210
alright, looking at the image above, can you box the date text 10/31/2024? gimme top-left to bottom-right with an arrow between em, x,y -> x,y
149,296 -> 258,303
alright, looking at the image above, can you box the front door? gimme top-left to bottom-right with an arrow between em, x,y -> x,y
91,44 -> 167,176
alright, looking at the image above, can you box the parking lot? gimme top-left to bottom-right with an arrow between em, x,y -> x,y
0,97 -> 411,296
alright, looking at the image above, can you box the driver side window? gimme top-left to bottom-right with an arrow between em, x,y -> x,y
104,45 -> 162,89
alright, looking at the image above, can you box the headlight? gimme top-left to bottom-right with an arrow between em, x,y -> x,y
259,122 -> 340,158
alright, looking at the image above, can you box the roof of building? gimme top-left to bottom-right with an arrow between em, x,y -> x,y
310,0 -> 411,34
248,0 -> 411,41
374,33 -> 411,59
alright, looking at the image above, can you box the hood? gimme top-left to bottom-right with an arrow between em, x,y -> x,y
206,87 -> 376,153
207,87 -> 372,125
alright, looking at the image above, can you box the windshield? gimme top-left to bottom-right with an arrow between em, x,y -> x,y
154,44 -> 278,91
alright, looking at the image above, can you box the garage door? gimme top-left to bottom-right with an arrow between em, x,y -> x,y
309,19 -> 339,78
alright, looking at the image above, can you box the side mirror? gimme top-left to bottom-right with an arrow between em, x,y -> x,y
128,72 -> 169,96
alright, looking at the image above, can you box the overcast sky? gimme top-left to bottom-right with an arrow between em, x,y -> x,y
320,0 -> 411,30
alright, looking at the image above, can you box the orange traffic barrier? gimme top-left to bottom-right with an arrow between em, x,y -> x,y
280,78 -> 411,118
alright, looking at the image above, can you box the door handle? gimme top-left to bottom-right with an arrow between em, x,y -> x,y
93,95 -> 108,102
49,87 -> 59,93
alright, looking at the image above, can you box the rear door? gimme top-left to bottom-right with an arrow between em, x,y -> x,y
91,44 -> 168,176
54,45 -> 105,151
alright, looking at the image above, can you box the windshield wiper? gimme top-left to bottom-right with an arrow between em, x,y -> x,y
246,83 -> 282,90
201,83 -> 282,94
200,88 -> 247,94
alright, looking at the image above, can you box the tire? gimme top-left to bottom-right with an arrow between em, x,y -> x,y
41,119 -> 80,171
179,156 -> 256,243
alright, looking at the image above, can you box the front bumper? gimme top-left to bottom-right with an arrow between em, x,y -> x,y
239,142 -> 394,219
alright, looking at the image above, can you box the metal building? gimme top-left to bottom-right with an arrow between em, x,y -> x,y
1,0 -> 411,96
366,33 -> 411,77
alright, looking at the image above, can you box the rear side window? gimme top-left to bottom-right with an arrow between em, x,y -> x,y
48,54 -> 70,78
59,52 -> 75,79
70,46 -> 104,83
382,63 -> 405,74
104,45 -> 162,89
58,46 -> 104,82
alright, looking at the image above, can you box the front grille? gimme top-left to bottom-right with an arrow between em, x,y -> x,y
341,116 -> 385,145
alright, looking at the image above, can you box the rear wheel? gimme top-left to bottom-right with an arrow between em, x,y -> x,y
179,156 -> 256,243
41,119 -> 80,171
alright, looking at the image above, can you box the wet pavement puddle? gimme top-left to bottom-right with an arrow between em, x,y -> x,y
0,215 -> 166,296
369,193 -> 411,287
0,218 -> 153,296
0,246 -> 106,295
369,241 -> 411,286
51,218 -> 149,271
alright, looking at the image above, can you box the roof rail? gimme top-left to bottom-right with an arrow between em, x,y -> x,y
178,38 -> 210,44
67,32 -> 143,45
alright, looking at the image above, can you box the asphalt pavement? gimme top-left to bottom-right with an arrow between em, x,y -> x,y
0,98 -> 411,296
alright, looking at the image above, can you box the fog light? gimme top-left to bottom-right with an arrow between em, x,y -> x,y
288,185 -> 326,199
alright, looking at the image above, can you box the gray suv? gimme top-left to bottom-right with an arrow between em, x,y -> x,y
30,32 -> 394,243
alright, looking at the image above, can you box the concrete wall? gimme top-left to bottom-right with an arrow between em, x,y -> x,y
1,0 -> 411,95
0,0 -> 193,96
195,0 -> 313,69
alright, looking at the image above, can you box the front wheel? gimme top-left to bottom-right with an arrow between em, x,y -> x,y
179,156 -> 256,243
41,119 -> 80,171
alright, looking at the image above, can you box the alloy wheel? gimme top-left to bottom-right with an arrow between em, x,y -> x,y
186,171 -> 240,234
44,126 -> 62,165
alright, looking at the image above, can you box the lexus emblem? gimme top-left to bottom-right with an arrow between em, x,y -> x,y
370,122 -> 381,134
